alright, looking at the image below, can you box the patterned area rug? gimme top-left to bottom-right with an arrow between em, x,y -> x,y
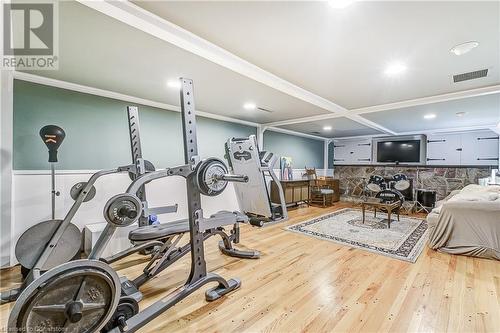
286,208 -> 428,262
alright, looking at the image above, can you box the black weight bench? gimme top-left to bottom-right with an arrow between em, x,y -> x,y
111,211 -> 259,301
128,219 -> 190,242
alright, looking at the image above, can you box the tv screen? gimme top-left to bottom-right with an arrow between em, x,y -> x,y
377,140 -> 421,163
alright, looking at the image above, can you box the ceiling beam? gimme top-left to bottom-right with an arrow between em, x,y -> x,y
264,84 -> 500,127
76,0 -> 345,114
264,126 -> 329,141
344,115 -> 397,135
350,84 -> 500,115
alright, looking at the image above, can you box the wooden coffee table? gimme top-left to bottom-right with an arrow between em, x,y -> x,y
361,200 -> 400,228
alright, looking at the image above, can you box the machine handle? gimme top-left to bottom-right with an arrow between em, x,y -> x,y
220,174 -> 249,183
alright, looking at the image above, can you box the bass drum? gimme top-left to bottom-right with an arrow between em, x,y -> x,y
375,189 -> 405,204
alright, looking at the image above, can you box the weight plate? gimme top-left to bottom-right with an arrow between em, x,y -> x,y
101,296 -> 139,332
9,260 -> 121,333
103,194 -> 142,227
128,159 -> 155,180
196,158 -> 228,196
15,220 -> 81,271
70,182 -> 97,202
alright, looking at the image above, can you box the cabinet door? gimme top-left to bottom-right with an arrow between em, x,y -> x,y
333,142 -> 349,165
352,140 -> 372,164
426,134 -> 461,165
461,131 -> 499,166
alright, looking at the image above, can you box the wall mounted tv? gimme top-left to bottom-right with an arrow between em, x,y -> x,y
373,135 -> 427,165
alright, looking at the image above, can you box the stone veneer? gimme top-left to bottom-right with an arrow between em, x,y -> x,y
334,165 -> 493,201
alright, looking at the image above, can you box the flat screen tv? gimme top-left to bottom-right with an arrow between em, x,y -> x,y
373,135 -> 426,164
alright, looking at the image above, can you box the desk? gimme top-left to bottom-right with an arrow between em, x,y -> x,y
270,180 -> 309,206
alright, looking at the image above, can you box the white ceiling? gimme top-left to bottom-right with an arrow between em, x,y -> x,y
362,93 -> 500,133
18,1 -> 500,139
134,1 -> 500,109
278,117 -> 383,138
23,1 -> 330,124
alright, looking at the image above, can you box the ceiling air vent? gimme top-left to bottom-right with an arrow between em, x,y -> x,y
453,69 -> 488,83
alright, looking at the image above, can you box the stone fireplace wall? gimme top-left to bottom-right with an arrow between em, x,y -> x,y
334,165 -> 493,201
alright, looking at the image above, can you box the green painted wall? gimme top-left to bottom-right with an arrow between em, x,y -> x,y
13,80 -> 256,170
263,131 -> 324,169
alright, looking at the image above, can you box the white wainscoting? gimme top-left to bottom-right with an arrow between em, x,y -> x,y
8,168 -> 333,267
9,169 -> 240,266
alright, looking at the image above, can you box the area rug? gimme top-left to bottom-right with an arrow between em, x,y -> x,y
286,208 -> 428,262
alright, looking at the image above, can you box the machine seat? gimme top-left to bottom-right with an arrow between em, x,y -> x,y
128,219 -> 189,242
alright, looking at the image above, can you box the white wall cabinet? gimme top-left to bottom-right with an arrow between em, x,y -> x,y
333,139 -> 372,165
426,131 -> 499,166
426,134 -> 461,165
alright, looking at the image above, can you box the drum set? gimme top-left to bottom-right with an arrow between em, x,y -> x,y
367,174 -> 410,194
364,174 -> 428,213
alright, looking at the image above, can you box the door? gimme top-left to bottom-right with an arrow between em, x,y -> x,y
426,134 -> 461,165
461,131 -> 499,166
333,141 -> 349,165
352,140 -> 372,164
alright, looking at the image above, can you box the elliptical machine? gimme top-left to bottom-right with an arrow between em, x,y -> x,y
225,135 -> 288,225
8,78 -> 256,333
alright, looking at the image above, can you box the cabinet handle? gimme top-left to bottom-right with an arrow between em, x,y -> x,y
477,137 -> 499,141
428,139 -> 446,143
427,158 -> 446,161
357,143 -> 371,146
477,158 -> 499,161
334,145 -> 346,148
333,159 -> 345,161
456,148 -> 462,151
350,152 -> 354,154
357,158 -> 371,161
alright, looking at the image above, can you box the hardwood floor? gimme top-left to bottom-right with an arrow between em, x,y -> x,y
1,203 -> 499,332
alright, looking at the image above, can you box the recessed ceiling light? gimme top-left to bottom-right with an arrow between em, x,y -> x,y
328,0 -> 355,9
323,126 -> 333,131
424,114 -> 436,120
450,41 -> 479,56
167,80 -> 181,89
243,102 -> 257,110
384,62 -> 407,76
456,111 -> 468,117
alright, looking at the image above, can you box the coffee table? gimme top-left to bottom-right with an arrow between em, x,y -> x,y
361,200 -> 400,228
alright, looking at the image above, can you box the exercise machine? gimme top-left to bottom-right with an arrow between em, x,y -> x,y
1,106 -> 175,304
225,135 -> 287,225
8,78 -> 257,333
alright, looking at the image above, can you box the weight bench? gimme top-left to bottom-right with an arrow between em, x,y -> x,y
111,211 -> 259,300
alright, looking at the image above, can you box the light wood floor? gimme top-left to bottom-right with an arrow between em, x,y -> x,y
1,203 -> 499,332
